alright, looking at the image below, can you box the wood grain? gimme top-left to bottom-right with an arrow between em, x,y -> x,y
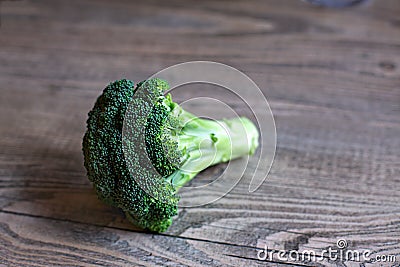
0,0 -> 399,266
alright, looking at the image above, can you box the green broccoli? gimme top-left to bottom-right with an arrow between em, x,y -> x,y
82,78 -> 259,232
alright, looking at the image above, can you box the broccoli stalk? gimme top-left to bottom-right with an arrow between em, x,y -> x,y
165,104 -> 259,189
83,78 -> 259,232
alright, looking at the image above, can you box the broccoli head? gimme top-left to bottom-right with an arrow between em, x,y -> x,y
82,78 -> 259,232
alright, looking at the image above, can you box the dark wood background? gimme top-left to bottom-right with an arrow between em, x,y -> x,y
0,0 -> 399,266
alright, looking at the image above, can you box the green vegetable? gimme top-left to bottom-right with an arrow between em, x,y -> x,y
82,78 -> 259,232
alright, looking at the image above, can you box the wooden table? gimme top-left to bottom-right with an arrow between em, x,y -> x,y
1,0 -> 399,266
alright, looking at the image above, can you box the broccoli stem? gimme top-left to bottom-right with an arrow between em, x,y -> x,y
166,108 -> 259,190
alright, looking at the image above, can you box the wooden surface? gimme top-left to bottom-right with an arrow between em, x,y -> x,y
1,0 -> 400,266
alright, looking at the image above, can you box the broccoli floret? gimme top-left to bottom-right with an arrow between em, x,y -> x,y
82,78 -> 259,232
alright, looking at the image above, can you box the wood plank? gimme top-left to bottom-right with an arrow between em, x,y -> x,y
0,0 -> 399,266
5,210 -> 350,267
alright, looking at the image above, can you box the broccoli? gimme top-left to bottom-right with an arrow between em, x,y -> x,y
83,78 -> 259,232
